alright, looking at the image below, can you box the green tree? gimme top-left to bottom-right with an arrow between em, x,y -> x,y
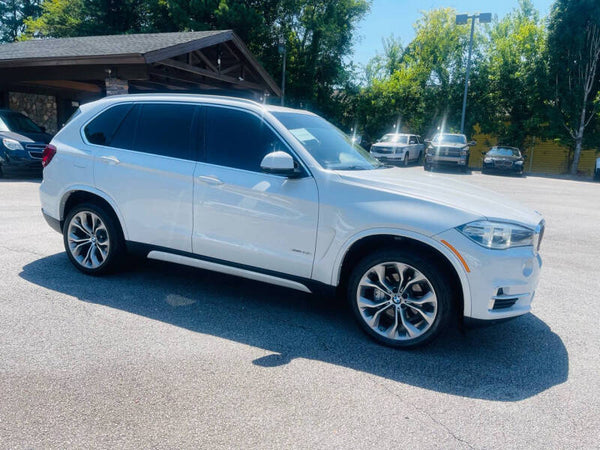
547,0 -> 600,174
364,34 -> 404,83
476,0 -> 548,148
0,0 -> 41,41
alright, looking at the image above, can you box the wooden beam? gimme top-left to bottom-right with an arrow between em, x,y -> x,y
0,54 -> 144,68
194,50 -> 218,73
222,42 -> 241,62
230,33 -> 281,96
23,80 -> 102,93
156,58 -> 266,91
221,63 -> 242,75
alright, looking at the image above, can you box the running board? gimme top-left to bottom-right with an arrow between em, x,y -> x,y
147,250 -> 312,294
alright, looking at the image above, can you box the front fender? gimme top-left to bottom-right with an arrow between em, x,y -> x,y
330,227 -> 472,317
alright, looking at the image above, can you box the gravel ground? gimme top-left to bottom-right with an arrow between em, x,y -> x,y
0,168 -> 598,449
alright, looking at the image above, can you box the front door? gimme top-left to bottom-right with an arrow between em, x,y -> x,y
192,105 -> 319,278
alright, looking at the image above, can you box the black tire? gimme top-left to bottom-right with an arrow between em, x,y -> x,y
0,164 -> 4,178
424,162 -> 431,171
481,168 -> 487,175
417,151 -> 423,165
403,153 -> 409,167
347,249 -> 453,348
63,202 -> 125,275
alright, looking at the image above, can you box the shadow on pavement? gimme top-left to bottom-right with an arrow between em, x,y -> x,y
20,252 -> 568,402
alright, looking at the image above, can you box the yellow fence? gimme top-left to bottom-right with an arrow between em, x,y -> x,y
469,131 -> 598,176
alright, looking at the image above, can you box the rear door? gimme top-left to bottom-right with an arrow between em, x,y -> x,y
192,105 -> 319,278
91,102 -> 199,252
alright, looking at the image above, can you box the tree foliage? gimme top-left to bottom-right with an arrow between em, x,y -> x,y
547,0 -> 600,173
0,0 -> 41,41
476,0 -> 549,148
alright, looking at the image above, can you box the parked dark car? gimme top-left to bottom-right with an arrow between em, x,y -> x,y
0,109 -> 53,177
481,146 -> 525,176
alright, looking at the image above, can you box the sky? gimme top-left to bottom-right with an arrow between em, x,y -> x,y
351,0 -> 555,67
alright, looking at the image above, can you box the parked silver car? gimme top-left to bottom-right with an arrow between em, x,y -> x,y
370,133 -> 425,166
424,133 -> 475,173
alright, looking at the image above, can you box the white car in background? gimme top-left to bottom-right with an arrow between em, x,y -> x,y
370,133 -> 425,166
40,94 -> 544,348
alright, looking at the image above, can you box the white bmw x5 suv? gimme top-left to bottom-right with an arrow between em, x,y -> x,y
40,94 -> 544,348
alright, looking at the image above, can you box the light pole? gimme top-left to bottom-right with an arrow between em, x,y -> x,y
278,37 -> 287,106
456,12 -> 491,134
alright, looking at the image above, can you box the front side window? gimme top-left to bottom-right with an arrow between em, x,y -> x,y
205,106 -> 286,172
409,136 -> 417,144
272,112 -> 384,170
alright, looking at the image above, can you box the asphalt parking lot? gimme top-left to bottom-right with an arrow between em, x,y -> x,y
1,168 -> 599,449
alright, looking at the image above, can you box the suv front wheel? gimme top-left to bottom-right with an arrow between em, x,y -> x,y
347,250 -> 452,348
63,203 -> 124,275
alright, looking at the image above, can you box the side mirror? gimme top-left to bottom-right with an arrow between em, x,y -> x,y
481,151 -> 486,156
260,151 -> 298,177
468,140 -> 476,146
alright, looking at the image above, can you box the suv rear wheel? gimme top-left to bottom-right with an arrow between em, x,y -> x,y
347,249 -> 452,348
63,202 -> 124,275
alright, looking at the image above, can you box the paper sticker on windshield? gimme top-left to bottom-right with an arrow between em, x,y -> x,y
290,128 -> 318,142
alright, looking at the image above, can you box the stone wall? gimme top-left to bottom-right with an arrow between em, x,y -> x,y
9,92 -> 58,134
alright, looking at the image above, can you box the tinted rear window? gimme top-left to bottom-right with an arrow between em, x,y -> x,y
84,104 -> 133,145
108,103 -> 198,160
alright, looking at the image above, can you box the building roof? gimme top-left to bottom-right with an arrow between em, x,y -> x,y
0,31 -> 229,62
0,30 -> 280,99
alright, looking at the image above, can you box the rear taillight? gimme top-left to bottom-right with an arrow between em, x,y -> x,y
41,144 -> 57,168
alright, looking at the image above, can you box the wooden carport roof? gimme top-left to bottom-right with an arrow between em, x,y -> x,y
0,30 -> 280,100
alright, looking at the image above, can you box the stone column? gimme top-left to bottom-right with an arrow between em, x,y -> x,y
105,78 -> 129,96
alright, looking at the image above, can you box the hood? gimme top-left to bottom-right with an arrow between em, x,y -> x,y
484,155 -> 523,162
336,168 -> 543,228
430,142 -> 467,149
372,142 -> 406,148
0,130 -> 52,144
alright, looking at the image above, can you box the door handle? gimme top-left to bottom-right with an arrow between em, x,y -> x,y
196,175 -> 224,186
99,155 -> 120,165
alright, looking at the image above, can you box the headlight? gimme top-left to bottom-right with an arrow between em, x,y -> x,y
460,147 -> 468,156
395,147 -> 405,154
2,138 -> 24,151
515,160 -> 524,165
484,157 -> 492,163
457,220 -> 534,249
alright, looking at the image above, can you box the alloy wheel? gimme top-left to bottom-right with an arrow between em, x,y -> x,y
66,211 -> 111,269
355,262 -> 438,341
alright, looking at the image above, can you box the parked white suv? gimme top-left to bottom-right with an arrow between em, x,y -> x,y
370,133 -> 425,166
40,94 -> 545,348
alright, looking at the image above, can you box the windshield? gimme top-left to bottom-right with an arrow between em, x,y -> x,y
272,112 -> 384,170
488,147 -> 521,157
0,112 -> 43,133
432,134 -> 466,145
380,134 -> 408,144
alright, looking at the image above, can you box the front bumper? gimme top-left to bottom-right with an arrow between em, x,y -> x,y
0,149 -> 43,171
482,162 -> 524,173
435,228 -> 542,321
370,152 -> 404,162
426,155 -> 467,166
